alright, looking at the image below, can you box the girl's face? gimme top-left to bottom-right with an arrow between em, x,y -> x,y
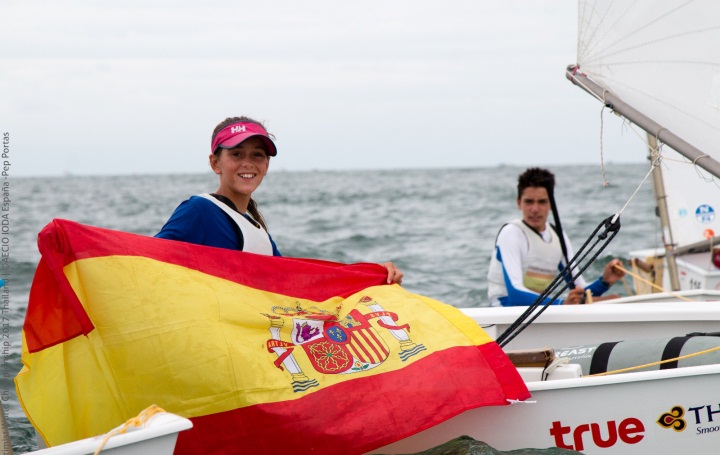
210,136 -> 270,211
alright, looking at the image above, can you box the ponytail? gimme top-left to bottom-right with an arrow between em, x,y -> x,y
247,198 -> 268,231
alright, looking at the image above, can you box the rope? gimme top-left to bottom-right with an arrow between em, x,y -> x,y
543,357 -> 570,381
620,276 -> 634,296
599,95 -> 609,187
497,215 -> 621,347
693,154 -> 709,165
613,264 -> 694,302
612,163 -> 655,225
586,345 -> 720,377
93,405 -> 166,455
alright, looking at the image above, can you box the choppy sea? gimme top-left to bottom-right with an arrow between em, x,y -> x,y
4,163 -> 659,452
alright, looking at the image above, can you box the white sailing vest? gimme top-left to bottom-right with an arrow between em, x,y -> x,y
198,193 -> 274,256
487,219 -> 563,303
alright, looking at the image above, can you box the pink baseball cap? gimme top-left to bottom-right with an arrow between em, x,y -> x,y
211,122 -> 277,156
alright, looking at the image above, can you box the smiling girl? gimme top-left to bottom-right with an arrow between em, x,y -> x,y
156,116 -> 403,283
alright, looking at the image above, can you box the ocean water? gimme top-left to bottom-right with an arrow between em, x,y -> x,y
4,163 -> 658,452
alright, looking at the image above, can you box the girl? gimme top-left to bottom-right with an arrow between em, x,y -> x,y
157,116 -> 403,283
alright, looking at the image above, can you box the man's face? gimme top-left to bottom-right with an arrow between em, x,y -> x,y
517,186 -> 550,231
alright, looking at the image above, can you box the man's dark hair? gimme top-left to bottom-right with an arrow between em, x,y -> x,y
517,167 -> 555,199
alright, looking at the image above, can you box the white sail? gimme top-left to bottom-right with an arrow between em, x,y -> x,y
659,149 -> 720,248
568,1 -> 720,292
576,1 -> 720,164
572,1 -> 720,253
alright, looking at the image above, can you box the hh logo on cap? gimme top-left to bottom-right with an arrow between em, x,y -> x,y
231,125 -> 247,134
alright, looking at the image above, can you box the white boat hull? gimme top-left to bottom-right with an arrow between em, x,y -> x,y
32,413 -> 192,455
464,299 -> 720,351
375,299 -> 720,453
376,364 -> 720,454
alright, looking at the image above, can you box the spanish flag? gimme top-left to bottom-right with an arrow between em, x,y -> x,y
16,219 -> 529,454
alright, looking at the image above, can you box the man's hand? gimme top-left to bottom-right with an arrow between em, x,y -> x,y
602,258 -> 625,285
564,286 -> 585,305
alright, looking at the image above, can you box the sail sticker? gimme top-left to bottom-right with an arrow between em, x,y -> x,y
695,205 -> 716,224
678,208 -> 688,218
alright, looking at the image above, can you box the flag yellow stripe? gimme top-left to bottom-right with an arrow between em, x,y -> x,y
16,332 -> 129,446
39,256 -> 486,420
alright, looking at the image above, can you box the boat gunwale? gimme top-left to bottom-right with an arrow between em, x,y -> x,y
525,363 -> 720,392
462,300 -> 720,324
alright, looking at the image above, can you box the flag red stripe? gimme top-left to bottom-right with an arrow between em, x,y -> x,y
38,219 -> 388,301
27,219 -> 391,352
24,258 -> 95,353
354,328 -> 387,363
174,344 -> 529,455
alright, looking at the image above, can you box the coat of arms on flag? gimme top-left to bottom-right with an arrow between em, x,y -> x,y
266,296 -> 427,391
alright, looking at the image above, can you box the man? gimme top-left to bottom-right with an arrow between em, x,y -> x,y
487,167 -> 625,306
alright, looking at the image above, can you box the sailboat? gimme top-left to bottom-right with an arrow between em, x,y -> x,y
377,1 -> 720,453
13,2 -> 720,455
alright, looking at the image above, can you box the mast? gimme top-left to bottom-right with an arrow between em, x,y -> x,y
647,134 -> 680,291
566,65 -> 720,181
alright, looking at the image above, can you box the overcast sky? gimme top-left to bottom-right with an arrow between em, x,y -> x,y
3,1 -> 643,177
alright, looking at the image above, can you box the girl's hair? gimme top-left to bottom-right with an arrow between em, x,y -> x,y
211,116 -> 272,230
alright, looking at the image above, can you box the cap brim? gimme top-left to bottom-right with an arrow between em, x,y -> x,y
218,134 -> 277,156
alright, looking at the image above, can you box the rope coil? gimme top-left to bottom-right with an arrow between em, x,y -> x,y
93,405 -> 166,455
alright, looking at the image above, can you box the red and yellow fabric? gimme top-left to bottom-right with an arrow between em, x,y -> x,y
16,219 -> 530,454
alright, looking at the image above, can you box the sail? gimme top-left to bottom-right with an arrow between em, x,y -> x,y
575,1 -> 720,164
658,149 -> 720,248
572,1 -> 720,250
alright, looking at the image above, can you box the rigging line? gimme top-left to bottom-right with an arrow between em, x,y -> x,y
620,276 -> 633,296
693,154 -> 709,165
496,271 -> 569,346
613,264 -> 694,302
619,116 -> 656,152
635,123 -> 718,186
563,225 -> 612,286
586,345 -> 720,377
499,214 -> 619,343
498,217 -> 621,347
496,225 -> 612,345
599,99 -> 609,187
495,217 -> 606,343
691,154 -> 717,185
500,228 -> 620,348
644,122 -> 718,187
611,161 -> 656,225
